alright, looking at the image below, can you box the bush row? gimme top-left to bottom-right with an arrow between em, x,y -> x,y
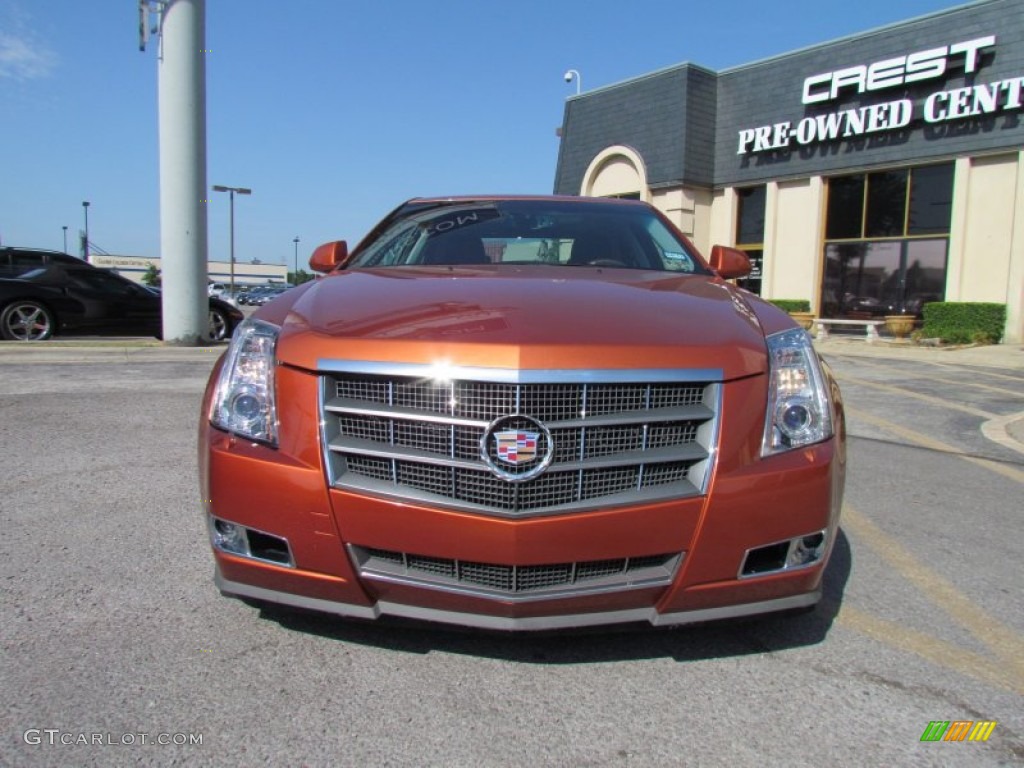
767,299 -> 811,313
921,302 -> 1006,344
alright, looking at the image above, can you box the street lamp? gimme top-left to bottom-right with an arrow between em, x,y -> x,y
293,236 -> 300,284
62,226 -> 68,254
81,201 -> 90,261
211,185 -> 252,296
564,69 -> 581,95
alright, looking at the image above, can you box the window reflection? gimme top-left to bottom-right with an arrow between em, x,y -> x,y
823,240 -> 947,317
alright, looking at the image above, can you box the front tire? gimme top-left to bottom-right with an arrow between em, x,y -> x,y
0,300 -> 55,341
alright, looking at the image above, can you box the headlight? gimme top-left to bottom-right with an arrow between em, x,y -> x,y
210,318 -> 279,446
762,328 -> 833,456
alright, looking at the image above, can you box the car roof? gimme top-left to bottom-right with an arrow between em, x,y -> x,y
402,194 -> 646,207
0,247 -> 86,265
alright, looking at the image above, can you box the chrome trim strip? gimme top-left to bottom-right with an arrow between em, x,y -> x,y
324,400 -> 490,429
317,360 -> 725,384
216,570 -> 820,631
648,591 -> 820,627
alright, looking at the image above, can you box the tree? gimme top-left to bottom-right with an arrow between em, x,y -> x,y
288,269 -> 315,286
142,263 -> 162,288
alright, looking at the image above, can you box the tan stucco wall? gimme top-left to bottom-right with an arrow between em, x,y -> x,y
587,157 -> 643,198
761,178 -> 825,311
947,152 -> 1023,343
706,188 -> 735,257
581,146 -> 648,201
581,145 -> 1022,341
650,186 -> 712,245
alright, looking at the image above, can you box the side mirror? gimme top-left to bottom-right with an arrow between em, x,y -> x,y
309,241 -> 349,273
708,245 -> 752,279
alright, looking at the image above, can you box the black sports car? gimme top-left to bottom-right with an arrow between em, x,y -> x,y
0,260 -> 243,342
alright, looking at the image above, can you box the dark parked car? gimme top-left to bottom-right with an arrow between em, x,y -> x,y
0,249 -> 243,342
0,246 -> 85,278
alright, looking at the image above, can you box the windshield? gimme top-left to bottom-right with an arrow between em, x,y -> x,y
349,199 -> 709,274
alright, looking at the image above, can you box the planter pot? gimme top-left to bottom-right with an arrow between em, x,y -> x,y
885,314 -> 915,339
789,311 -> 815,331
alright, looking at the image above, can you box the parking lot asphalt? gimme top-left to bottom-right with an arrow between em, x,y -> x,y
2,336 -> 1022,766
811,337 -> 1024,450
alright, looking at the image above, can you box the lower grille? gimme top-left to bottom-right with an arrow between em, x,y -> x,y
351,546 -> 683,600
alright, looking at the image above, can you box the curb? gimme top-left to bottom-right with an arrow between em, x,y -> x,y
0,341 -> 225,363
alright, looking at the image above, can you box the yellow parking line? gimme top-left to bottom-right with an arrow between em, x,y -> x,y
839,375 -> 994,419
837,605 -> 1022,694
846,405 -> 1024,484
842,505 -> 1024,692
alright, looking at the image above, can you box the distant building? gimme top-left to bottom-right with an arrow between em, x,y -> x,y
91,254 -> 288,286
554,0 -> 1023,342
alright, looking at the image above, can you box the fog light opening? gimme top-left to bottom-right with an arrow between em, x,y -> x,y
741,530 -> 828,578
210,517 -> 294,567
247,529 -> 292,566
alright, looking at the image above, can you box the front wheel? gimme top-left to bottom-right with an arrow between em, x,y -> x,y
206,307 -> 230,342
1,300 -> 55,341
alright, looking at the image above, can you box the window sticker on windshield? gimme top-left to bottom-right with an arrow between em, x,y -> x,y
664,251 -> 695,271
424,208 -> 500,238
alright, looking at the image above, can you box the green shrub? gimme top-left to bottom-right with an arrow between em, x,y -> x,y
921,302 -> 1005,344
768,299 -> 811,313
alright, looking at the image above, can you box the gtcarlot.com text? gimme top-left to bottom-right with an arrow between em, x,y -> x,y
23,729 -> 203,747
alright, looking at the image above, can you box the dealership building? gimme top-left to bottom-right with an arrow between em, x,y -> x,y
89,254 -> 288,288
554,0 -> 1023,342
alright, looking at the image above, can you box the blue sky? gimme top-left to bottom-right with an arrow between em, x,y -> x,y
1,0 -> 974,268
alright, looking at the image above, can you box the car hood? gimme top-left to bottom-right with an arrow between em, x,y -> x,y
270,267 -> 770,379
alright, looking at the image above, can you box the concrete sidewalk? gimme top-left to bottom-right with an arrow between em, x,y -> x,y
812,337 -> 1024,370
0,339 -> 225,363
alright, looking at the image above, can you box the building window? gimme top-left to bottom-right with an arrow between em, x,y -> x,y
821,163 -> 953,318
735,185 -> 765,295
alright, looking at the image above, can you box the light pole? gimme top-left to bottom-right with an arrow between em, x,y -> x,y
62,226 -> 68,253
293,236 -> 300,284
564,69 -> 581,95
211,185 -> 251,296
81,201 -> 90,261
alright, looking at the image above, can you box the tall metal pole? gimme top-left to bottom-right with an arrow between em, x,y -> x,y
62,226 -> 68,253
157,0 -> 209,345
212,185 -> 250,298
82,201 -> 90,262
229,190 -> 236,295
293,236 -> 300,283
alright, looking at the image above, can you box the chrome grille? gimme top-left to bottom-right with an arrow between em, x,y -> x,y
321,366 -> 720,517
353,546 -> 682,599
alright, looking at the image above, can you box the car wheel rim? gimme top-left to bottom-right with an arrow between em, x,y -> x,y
7,304 -> 51,341
208,310 -> 227,341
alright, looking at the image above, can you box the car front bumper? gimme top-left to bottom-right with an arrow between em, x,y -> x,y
200,363 -> 843,631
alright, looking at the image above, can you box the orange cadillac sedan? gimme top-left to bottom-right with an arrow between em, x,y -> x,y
199,196 -> 845,631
